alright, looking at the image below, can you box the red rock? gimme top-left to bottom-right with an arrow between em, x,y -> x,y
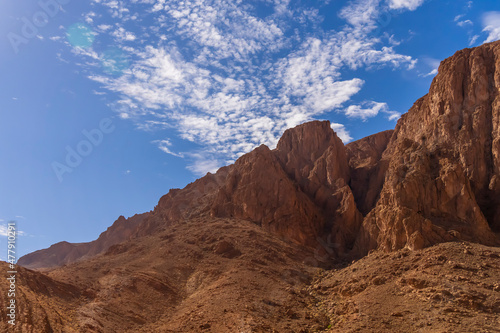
346,130 -> 393,215
355,41 -> 500,255
211,144 -> 324,247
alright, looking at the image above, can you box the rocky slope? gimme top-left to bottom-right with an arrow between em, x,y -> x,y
135,38 -> 500,256
3,217 -> 323,332
310,241 -> 500,333
7,41 -> 500,332
3,234 -> 500,332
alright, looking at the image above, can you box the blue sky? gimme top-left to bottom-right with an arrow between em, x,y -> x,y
1,0 -> 500,260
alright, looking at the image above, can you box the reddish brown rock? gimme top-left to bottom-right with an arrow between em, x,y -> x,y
211,145 -> 324,247
355,41 -> 500,255
273,121 -> 363,255
390,42 -> 500,231
354,139 -> 496,255
274,120 -> 350,192
136,167 -> 230,236
346,130 -> 393,215
8,41 -> 500,333
20,41 -> 500,271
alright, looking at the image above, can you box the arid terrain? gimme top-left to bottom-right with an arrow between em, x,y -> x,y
3,41 -> 500,332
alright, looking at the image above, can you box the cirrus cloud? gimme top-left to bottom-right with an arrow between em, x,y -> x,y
482,11 -> 500,43
65,0 -> 417,175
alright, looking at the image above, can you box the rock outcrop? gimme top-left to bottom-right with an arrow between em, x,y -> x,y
209,122 -> 363,254
354,41 -> 500,255
211,144 -> 324,247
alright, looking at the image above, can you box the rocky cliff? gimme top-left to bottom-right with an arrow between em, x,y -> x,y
354,41 -> 500,255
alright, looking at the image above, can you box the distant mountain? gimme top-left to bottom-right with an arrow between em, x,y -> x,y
6,41 -> 500,332
17,213 -> 150,270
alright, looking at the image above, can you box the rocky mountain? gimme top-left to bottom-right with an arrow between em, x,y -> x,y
5,41 -> 500,332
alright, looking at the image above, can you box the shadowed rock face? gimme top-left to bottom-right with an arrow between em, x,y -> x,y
398,43 -> 500,229
346,130 -> 393,215
211,144 -> 325,247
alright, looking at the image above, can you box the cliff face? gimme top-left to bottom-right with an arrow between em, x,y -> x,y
393,42 -> 500,231
210,144 -> 325,247
354,42 -> 500,255
346,130 -> 393,215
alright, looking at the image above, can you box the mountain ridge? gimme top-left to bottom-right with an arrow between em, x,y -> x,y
19,41 -> 500,268
6,40 -> 500,332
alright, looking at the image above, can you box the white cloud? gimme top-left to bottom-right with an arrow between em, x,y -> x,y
482,11 -> 500,43
339,0 -> 381,28
186,153 -> 222,176
331,123 -> 353,143
421,68 -> 438,77
345,101 -> 386,120
155,139 -> 184,158
345,101 -> 400,121
469,34 -> 480,46
385,110 -> 401,121
454,14 -> 473,28
111,27 -> 136,42
0,224 -> 26,237
75,0 -> 417,175
387,0 -> 424,11
456,19 -> 473,28
418,56 -> 440,77
85,11 -> 97,24
98,24 -> 113,31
